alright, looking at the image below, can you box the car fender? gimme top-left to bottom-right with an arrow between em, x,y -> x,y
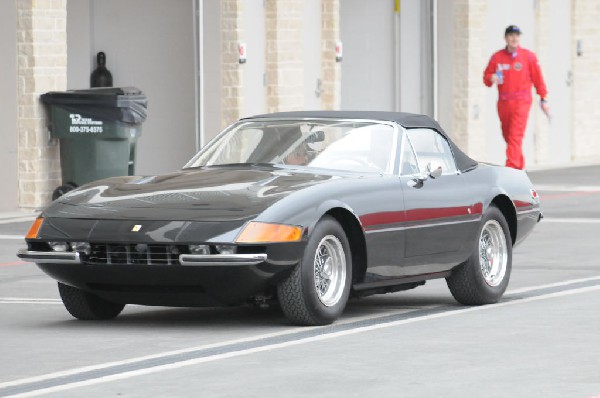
483,186 -> 515,213
310,199 -> 363,236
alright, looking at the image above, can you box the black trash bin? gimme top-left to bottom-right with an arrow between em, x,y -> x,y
41,87 -> 148,200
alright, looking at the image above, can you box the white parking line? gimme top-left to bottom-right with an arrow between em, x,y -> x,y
535,184 -> 600,192
0,298 -> 61,305
542,218 -> 600,223
506,275 -> 600,295
2,275 -> 599,398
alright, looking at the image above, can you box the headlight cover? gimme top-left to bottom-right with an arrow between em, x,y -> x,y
25,217 -> 44,239
236,222 -> 303,243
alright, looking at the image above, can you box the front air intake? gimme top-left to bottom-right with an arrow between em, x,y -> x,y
87,243 -> 188,265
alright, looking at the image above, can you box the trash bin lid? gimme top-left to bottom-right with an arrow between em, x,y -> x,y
41,87 -> 146,107
41,87 -> 148,125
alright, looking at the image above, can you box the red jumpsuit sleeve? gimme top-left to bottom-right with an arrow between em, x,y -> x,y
483,54 -> 497,87
528,52 -> 548,99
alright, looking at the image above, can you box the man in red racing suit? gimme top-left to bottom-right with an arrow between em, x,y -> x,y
483,25 -> 549,169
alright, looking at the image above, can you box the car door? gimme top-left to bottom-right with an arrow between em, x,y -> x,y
398,128 -> 476,270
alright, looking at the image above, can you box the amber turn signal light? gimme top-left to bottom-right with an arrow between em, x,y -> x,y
26,217 -> 44,239
236,222 -> 303,243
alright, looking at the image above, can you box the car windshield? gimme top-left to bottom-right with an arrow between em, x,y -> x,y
184,119 -> 396,174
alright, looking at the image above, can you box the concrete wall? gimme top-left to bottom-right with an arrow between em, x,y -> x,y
303,0 -> 322,110
66,0 -> 91,89
340,0 -> 395,111
400,0 -> 426,115
241,0 -> 266,118
571,0 -> 600,161
436,0 -> 454,134
67,0 -> 197,175
202,0 -> 222,143
320,0 -> 341,110
0,2 -> 19,212
543,0 -> 572,165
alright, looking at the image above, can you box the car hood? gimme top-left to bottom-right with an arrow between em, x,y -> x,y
44,166 -> 337,221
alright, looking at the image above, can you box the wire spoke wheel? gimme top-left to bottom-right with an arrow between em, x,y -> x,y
313,235 -> 346,307
277,216 -> 351,325
446,205 -> 512,306
478,219 -> 508,287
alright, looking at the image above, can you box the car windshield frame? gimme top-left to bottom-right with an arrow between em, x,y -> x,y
184,118 -> 401,175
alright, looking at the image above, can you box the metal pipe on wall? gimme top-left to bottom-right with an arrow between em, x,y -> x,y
432,0 -> 438,120
193,0 -> 205,151
394,0 -> 401,112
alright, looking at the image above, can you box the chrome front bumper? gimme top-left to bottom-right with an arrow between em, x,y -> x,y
17,249 -> 267,267
17,249 -> 81,264
179,254 -> 267,266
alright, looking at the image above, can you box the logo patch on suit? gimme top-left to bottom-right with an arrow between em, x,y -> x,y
514,62 -> 522,71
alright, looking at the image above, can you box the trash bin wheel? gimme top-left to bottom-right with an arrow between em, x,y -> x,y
52,183 -> 77,201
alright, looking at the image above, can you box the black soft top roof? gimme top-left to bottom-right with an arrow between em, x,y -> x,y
244,111 -> 478,172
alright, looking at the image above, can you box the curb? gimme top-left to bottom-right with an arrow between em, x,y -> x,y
526,160 -> 600,173
0,211 -> 37,224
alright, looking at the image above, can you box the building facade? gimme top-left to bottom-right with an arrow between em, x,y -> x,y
0,0 -> 598,212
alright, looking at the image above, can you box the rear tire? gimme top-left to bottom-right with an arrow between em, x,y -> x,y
277,216 -> 352,326
58,282 -> 125,320
446,205 -> 512,305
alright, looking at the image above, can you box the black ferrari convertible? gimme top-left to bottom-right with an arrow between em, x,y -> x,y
18,111 -> 541,325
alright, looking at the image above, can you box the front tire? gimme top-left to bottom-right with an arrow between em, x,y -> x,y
58,282 -> 125,320
446,205 -> 512,305
277,216 -> 352,326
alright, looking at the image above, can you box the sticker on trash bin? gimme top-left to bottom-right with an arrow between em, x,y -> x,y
69,114 -> 104,134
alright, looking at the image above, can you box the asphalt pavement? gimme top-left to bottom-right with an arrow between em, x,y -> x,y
0,165 -> 599,398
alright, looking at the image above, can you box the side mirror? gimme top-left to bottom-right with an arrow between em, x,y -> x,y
427,163 -> 443,179
407,162 -> 442,188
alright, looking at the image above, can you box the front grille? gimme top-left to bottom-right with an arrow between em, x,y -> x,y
87,244 -> 188,265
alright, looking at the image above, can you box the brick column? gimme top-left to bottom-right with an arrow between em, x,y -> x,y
321,0 -> 341,110
451,0 -> 487,160
16,0 -> 66,209
571,0 -> 600,161
265,0 -> 304,112
221,0 -> 244,128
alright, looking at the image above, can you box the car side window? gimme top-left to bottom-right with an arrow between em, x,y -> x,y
406,128 -> 458,175
400,132 -> 420,176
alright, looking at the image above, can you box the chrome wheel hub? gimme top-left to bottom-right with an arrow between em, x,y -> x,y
479,220 -> 508,287
314,235 -> 346,307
